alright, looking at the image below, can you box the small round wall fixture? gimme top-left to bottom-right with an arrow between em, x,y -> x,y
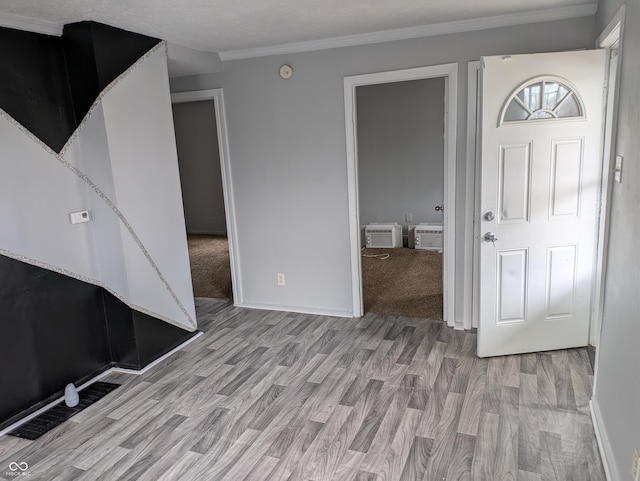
279,64 -> 293,79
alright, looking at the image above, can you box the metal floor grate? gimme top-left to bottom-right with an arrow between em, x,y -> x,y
7,382 -> 120,441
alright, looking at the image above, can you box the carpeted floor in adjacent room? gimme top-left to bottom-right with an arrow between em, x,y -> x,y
361,247 -> 443,320
187,236 -> 442,319
187,234 -> 233,300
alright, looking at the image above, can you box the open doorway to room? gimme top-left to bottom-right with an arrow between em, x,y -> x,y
171,96 -> 233,301
345,63 -> 457,323
356,79 -> 445,319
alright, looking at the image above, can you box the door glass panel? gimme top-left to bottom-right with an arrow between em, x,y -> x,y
542,82 -> 568,109
530,111 -> 554,119
555,95 -> 581,118
502,78 -> 583,123
504,101 -> 529,121
517,83 -> 541,111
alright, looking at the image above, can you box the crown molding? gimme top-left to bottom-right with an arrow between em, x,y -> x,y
220,3 -> 598,61
0,12 -> 63,36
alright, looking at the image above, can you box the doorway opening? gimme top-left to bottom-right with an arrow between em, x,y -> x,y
356,79 -> 445,319
345,63 -> 458,324
170,89 -> 242,304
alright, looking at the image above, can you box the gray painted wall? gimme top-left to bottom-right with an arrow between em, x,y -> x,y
357,78 -> 445,233
170,17 -> 596,317
593,0 -> 640,479
172,100 -> 227,235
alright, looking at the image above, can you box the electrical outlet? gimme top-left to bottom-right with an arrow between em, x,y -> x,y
632,447 -> 640,481
277,273 -> 285,286
405,213 -> 413,222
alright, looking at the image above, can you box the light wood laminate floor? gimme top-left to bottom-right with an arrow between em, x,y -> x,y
0,298 -> 605,480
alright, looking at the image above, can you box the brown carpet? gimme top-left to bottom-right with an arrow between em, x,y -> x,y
187,236 -> 441,318
187,234 -> 233,300
362,247 -> 443,320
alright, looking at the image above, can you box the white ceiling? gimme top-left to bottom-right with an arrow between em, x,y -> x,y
0,0 -> 596,54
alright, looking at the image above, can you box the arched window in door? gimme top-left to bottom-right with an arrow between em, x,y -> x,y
500,77 -> 585,125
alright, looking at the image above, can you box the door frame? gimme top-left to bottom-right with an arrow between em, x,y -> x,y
591,7 -> 625,348
467,29 -> 623,339
467,60 -> 482,330
170,88 -> 244,305
344,63 -> 458,323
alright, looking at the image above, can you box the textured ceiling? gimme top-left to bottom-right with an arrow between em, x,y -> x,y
0,0 -> 595,53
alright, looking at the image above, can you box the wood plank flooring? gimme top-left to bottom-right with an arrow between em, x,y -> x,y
0,298 -> 605,480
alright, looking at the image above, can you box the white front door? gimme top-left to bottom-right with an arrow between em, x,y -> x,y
478,50 -> 607,357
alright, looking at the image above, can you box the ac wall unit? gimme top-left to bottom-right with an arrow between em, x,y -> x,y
407,225 -> 416,249
364,223 -> 402,248
414,224 -> 443,251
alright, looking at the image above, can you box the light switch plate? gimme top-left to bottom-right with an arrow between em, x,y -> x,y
614,155 -> 623,183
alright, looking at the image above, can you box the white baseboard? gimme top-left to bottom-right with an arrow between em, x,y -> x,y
238,301 -> 354,318
590,398 -> 617,481
0,331 -> 203,437
111,331 -> 204,376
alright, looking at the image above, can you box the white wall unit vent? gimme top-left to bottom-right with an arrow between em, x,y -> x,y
414,223 -> 443,251
365,223 -> 402,248
408,225 -> 416,249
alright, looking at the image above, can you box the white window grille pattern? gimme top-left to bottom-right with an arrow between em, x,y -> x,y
501,77 -> 584,124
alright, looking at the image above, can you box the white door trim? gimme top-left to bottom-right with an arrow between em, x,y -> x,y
467,60 -> 482,330
344,63 -> 458,323
171,89 -> 244,305
590,6 -> 625,348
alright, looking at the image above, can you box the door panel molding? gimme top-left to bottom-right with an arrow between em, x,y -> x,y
545,244 -> 578,319
497,248 -> 528,323
498,142 -> 532,224
549,138 -> 584,220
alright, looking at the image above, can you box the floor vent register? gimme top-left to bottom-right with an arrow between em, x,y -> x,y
7,382 -> 120,440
